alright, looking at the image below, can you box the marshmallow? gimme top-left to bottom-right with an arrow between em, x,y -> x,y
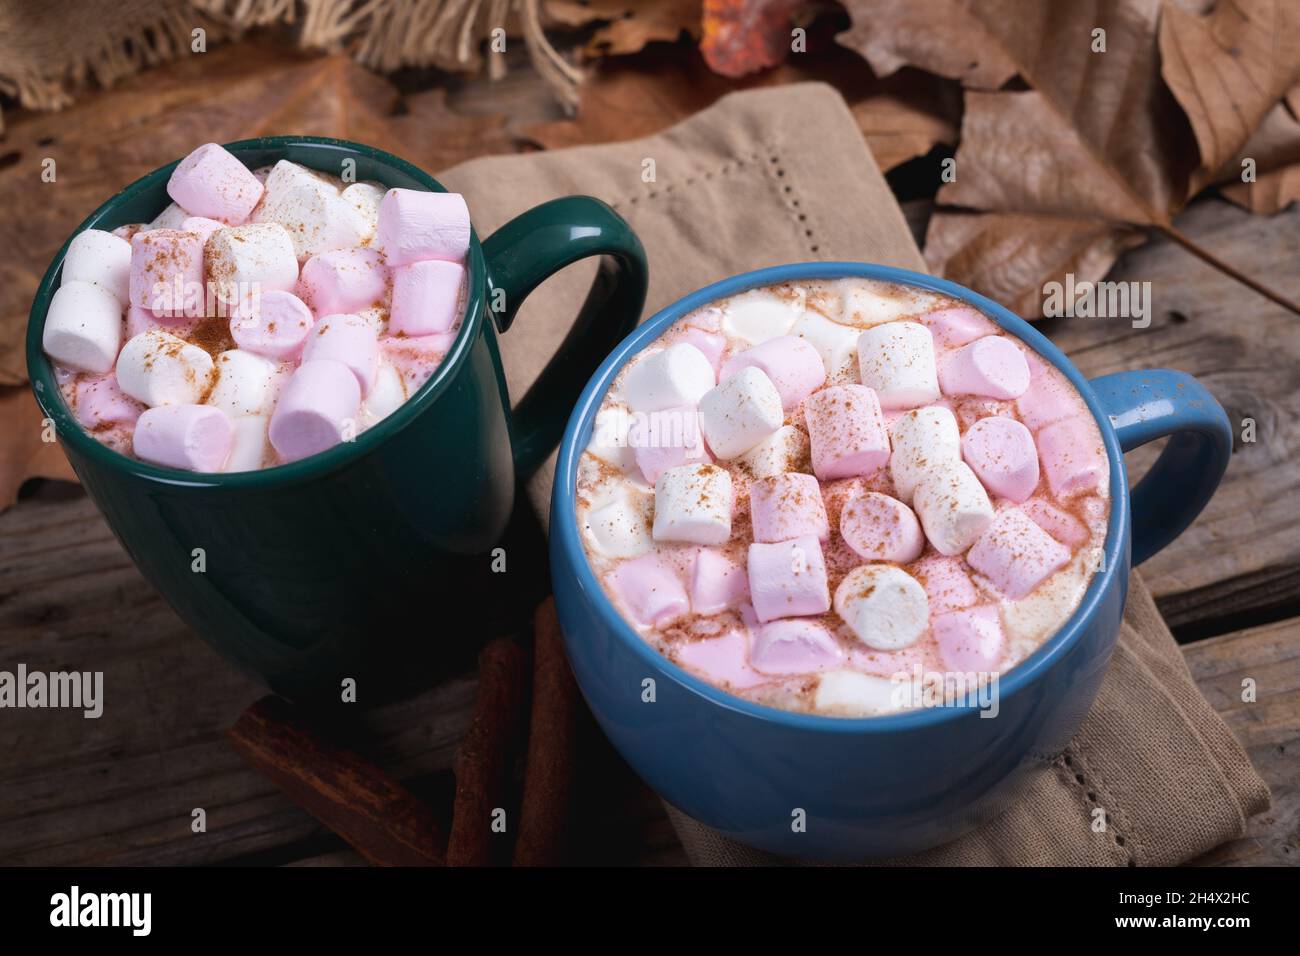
919,306 -> 996,348
341,182 -> 384,242
300,248 -> 389,317
750,619 -> 843,675
73,374 -> 144,429
42,281 -> 123,374
623,343 -> 715,412
933,605 -> 1004,673
229,289 -> 315,360
962,416 -> 1040,502
803,384 -> 890,480
129,229 -> 205,316
856,321 -> 940,409
253,161 -> 368,259
749,473 -> 829,542
380,333 -> 458,394
839,283 -> 924,328
362,362 -> 408,425
207,349 -> 284,417
376,188 -> 471,266
62,229 -> 131,305
1021,497 -> 1089,547
814,670 -> 904,716
225,414 -> 271,472
205,223 -> 299,307
747,535 -> 830,623
673,326 -> 726,370
116,330 -> 214,406
967,507 -> 1072,599
167,143 -> 263,224
889,405 -> 961,503
720,288 -> 802,344
652,463 -> 733,545
630,406 -> 710,485
839,491 -> 924,563
912,554 -> 978,614
912,461 -> 995,555
720,336 -> 826,411
133,404 -> 233,472
605,555 -> 689,627
690,548 -> 750,615
268,359 -> 363,462
675,630 -> 768,690
1015,356 -> 1079,431
1037,416 -> 1107,498
148,203 -> 188,230
389,259 -> 465,336
583,491 -> 654,558
737,424 -> 810,479
698,366 -> 783,459
301,313 -> 380,395
938,335 -> 1030,399
792,308 -> 861,383
180,216 -> 226,242
587,405 -> 638,475
833,564 -> 929,650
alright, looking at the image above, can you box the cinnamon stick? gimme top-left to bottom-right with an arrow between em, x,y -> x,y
447,637 -> 528,866
228,696 -> 446,866
514,597 -> 581,866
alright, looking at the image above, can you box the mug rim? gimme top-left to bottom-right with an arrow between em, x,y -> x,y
25,134 -> 486,489
553,261 -> 1131,734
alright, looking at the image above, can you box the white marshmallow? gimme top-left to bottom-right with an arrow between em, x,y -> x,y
362,362 -> 407,425
698,366 -> 783,459
42,280 -> 123,374
856,321 -> 940,408
652,463 -> 733,545
890,405 -> 961,503
622,343 -> 715,412
207,349 -> 284,417
721,288 -> 804,344
252,161 -> 367,259
737,424 -> 810,479
814,670 -> 907,716
834,564 -> 929,650
225,415 -> 271,472
792,308 -> 860,382
341,182 -> 384,243
116,330 -> 215,407
62,229 -> 132,305
204,223 -> 299,306
838,282 -> 931,328
587,405 -> 639,475
583,491 -> 654,558
912,460 -> 995,555
148,202 -> 188,230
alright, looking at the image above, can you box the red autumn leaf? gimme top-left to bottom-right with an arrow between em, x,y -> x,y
700,0 -> 811,77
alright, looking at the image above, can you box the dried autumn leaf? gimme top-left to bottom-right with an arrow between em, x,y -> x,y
849,71 -> 961,171
545,0 -> 702,57
0,388 -> 78,511
1221,164 -> 1300,212
700,0 -> 811,78
1217,88 -> 1300,212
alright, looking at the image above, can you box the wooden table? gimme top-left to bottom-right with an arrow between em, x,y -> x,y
1,183 -> 1296,866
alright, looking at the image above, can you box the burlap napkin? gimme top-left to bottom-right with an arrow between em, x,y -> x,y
438,83 -> 1270,865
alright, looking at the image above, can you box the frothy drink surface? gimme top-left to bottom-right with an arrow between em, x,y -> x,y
42,143 -> 472,472
575,279 -> 1110,718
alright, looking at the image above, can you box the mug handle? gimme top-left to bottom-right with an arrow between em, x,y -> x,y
1089,369 -> 1233,566
481,196 -> 648,478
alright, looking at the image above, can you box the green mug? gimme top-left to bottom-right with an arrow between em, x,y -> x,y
25,136 -> 648,702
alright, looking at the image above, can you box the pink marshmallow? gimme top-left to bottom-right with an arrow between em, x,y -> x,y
803,384 -> 890,481
268,359 -> 362,462
1037,416 -> 1107,498
133,404 -> 233,472
938,335 -> 1030,400
720,335 -> 826,411
920,306 -> 997,348
230,289 -> 315,360
747,535 -> 831,623
690,548 -> 750,615
180,216 -> 225,242
1015,355 -> 1080,431
749,473 -> 829,543
1021,498 -> 1089,548
839,491 -> 924,563
631,406 -> 710,485
750,619 -> 843,675
675,628 -> 769,690
126,302 -> 194,340
962,415 -> 1040,502
390,259 -> 465,336
967,507 -> 1071,599
933,605 -> 1004,673
674,326 -> 726,371
166,143 -> 263,225
301,313 -> 380,395
376,189 -> 471,267
300,248 -> 389,316
912,554 -> 978,614
604,554 -> 689,627
74,374 -> 145,430
129,229 -> 205,316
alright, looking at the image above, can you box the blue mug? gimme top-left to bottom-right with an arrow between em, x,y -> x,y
549,262 -> 1231,860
